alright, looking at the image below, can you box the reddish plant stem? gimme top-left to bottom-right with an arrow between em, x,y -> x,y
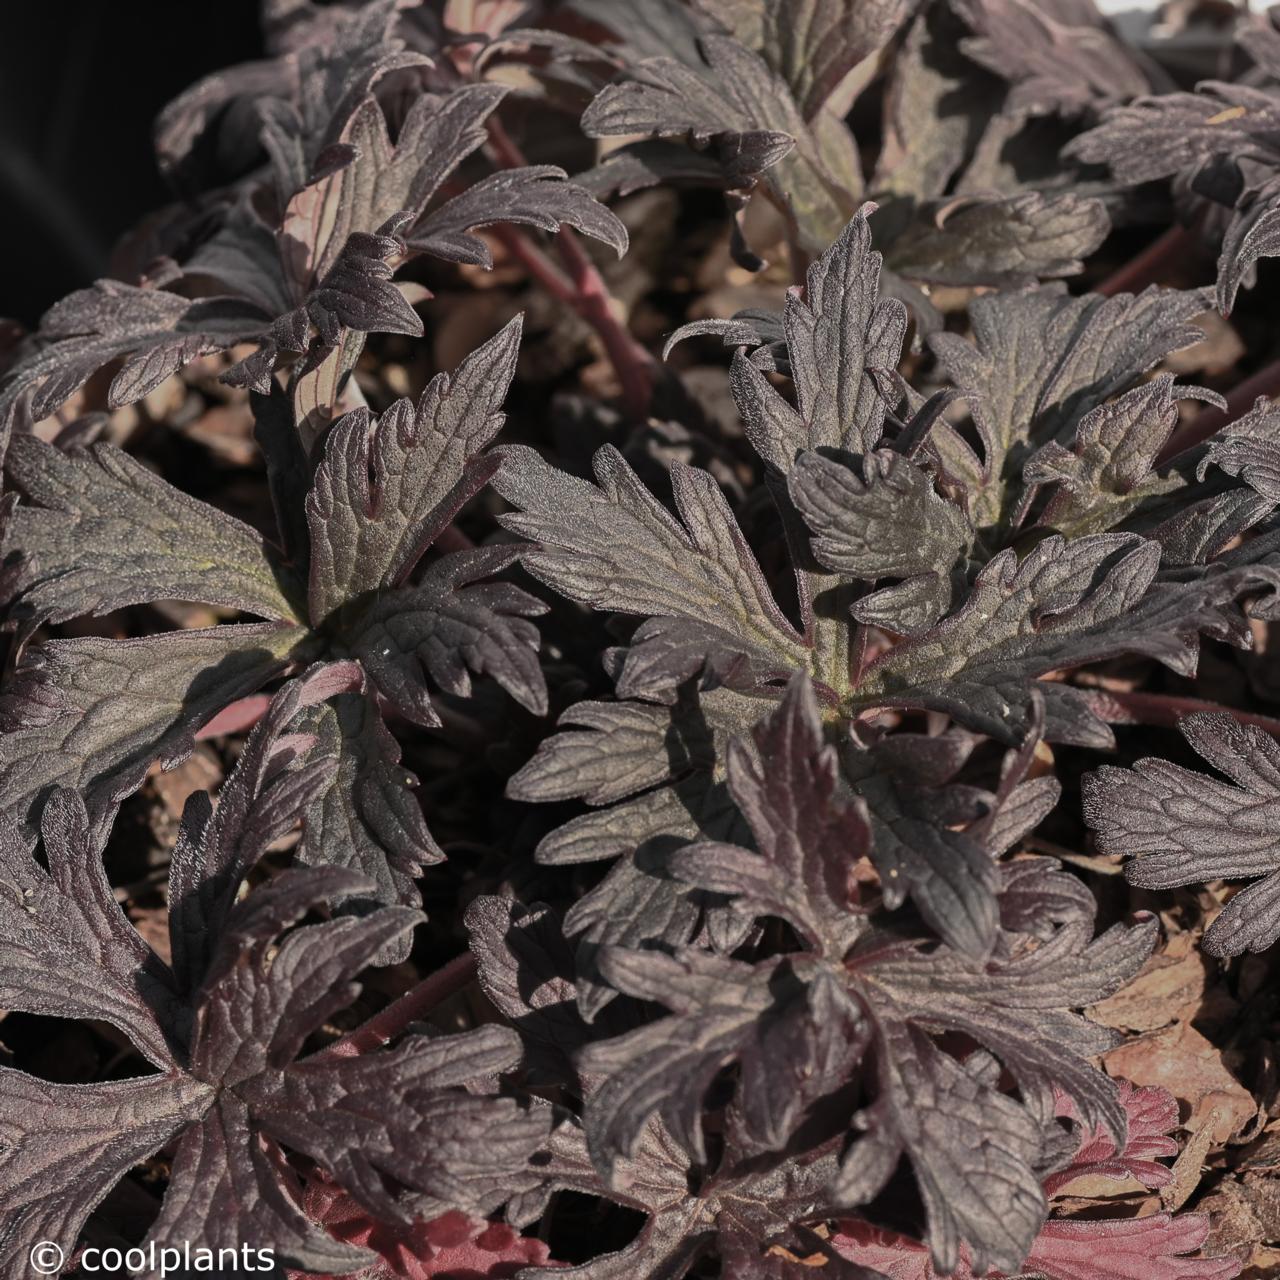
1158,356 -> 1280,464
560,227 -> 656,415
320,952 -> 479,1059
491,220 -> 577,300
486,120 -> 655,419
1096,223 -> 1199,297
1083,687 -> 1280,738
435,522 -> 477,553
196,694 -> 273,740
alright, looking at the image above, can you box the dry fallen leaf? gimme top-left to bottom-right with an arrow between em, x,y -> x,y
1089,930 -> 1210,1033
1160,1109 -> 1220,1212
1243,1243 -> 1280,1279
1104,1021 -> 1257,1144
1203,1176 -> 1280,1264
149,745 -> 223,821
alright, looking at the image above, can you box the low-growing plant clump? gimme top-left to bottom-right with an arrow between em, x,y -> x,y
5,1 -> 1280,1277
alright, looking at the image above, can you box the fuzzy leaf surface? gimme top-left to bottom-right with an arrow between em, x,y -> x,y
293,690 -> 441,920
696,0 -> 910,118
670,676 -> 869,956
410,166 -> 628,266
835,1023 -> 1047,1276
1084,711 -> 1280,955
305,317 -> 522,619
0,285 -> 267,446
0,682 -> 546,1269
927,285 -> 1207,534
953,0 -> 1152,119
883,192 -> 1108,289
346,548 -> 548,727
0,624 -> 301,832
496,444 -> 808,692
4,435 -> 299,625
731,209 -> 906,466
853,535 -> 1163,741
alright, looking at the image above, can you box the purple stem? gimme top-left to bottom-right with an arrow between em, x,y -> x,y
486,120 -> 655,419
1083,687 -> 1280,737
319,952 -> 479,1059
1096,224 -> 1200,298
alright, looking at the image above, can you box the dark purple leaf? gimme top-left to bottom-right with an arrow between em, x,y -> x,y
0,1072 -> 214,1278
1069,84 -> 1280,193
348,547 -> 548,727
167,663 -> 355,994
0,624 -> 301,833
670,675 -> 869,956
833,1023 -> 1047,1276
0,667 -> 551,1271
695,0 -> 911,119
145,1095 -> 378,1275
882,192 -> 1108,288
729,207 -> 906,466
466,896 -> 597,1084
927,284 -> 1208,534
953,0 -> 1152,119
789,448 -> 971,633
4,434 -> 301,626
0,790 -> 179,1069
1218,176 -> 1280,314
0,285 -> 268,448
495,444 -> 808,694
580,138 -> 791,200
850,895 -> 1156,1142
1023,373 -> 1200,539
293,688 -> 442,920
1085,711 -> 1280,955
852,534 -> 1161,741
1199,394 -> 1280,503
410,166 -> 629,267
306,317 -> 523,620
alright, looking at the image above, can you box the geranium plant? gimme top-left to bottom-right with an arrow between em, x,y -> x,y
3,2 -> 1280,1277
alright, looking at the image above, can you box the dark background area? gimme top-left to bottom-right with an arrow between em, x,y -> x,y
0,0 -> 263,327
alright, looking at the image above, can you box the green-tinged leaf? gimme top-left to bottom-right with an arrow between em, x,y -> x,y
4,435 -> 301,625
882,191 -> 1108,288
927,284 -> 1208,534
696,0 -> 910,119
0,623 -> 303,830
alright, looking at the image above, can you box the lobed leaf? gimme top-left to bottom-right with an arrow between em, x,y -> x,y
302,312 -> 521,618
1085,712 -> 1280,955
347,548 -> 548,727
882,191 -> 1108,289
0,624 -> 302,833
4,434 -> 301,626
696,0 -> 911,120
731,208 -> 906,466
835,1024 -> 1047,1276
411,166 -> 629,266
927,284 -> 1208,534
670,675 -> 869,956
953,0 -> 1152,120
496,444 -> 808,691
293,689 -> 442,921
